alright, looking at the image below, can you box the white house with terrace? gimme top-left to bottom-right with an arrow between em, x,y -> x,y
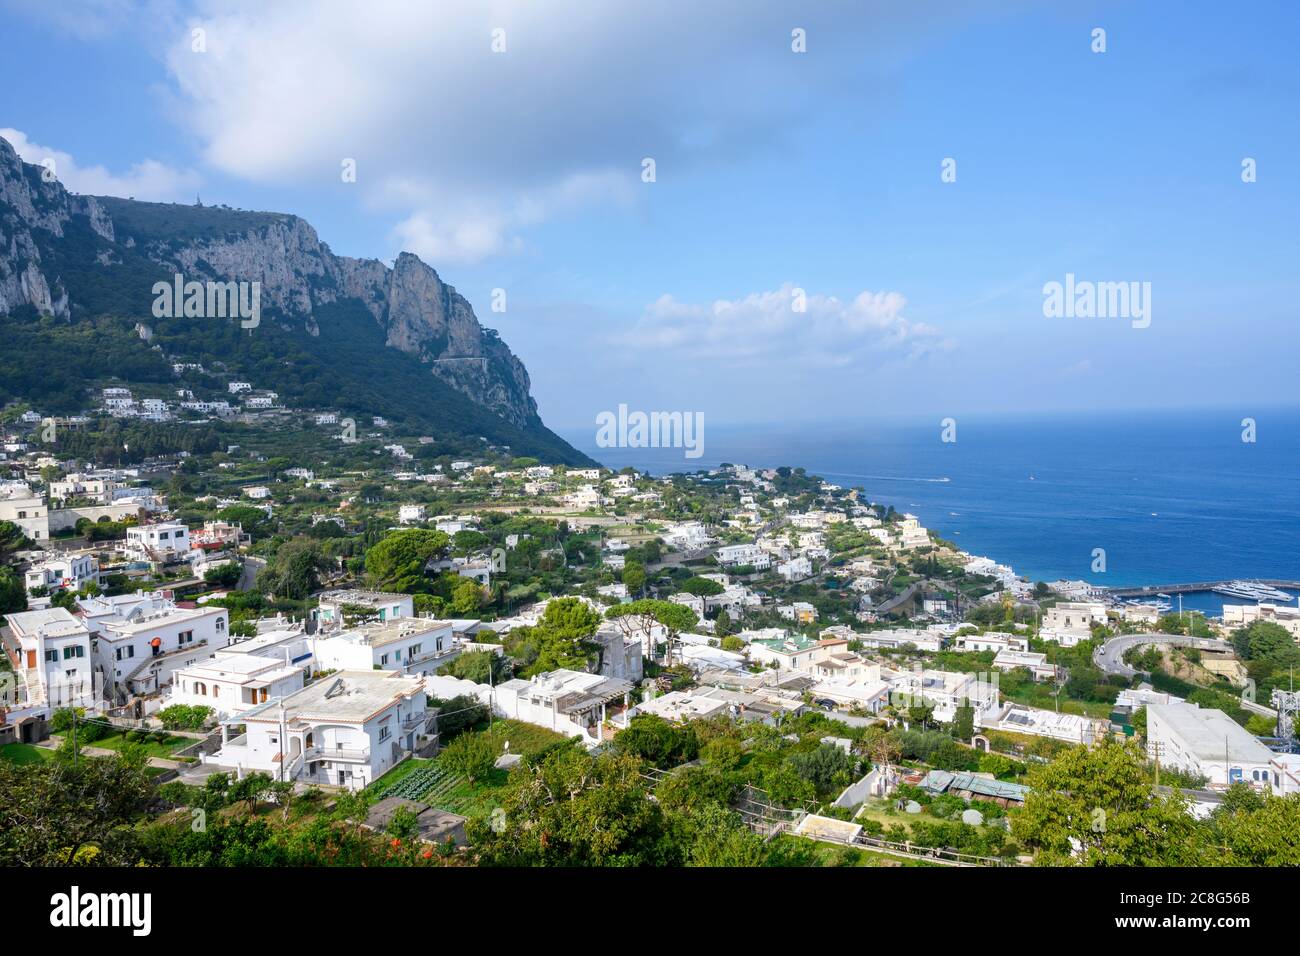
169,652 -> 306,717
125,521 -> 191,560
4,607 -> 96,711
77,592 -> 230,701
313,618 -> 460,678
493,669 -> 635,748
715,543 -> 770,570
24,553 -> 99,596
211,670 -> 430,790
313,589 -> 414,626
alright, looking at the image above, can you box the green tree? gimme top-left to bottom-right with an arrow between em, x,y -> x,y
1011,739 -> 1205,865
466,748 -> 665,866
0,520 -> 30,561
451,577 -> 484,615
0,566 -> 26,616
256,538 -> 325,600
952,703 -> 975,743
364,529 -> 450,593
621,560 -> 646,597
678,576 -> 724,597
438,732 -> 496,783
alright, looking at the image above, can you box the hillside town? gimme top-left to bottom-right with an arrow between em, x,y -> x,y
3,416 -> 1298,869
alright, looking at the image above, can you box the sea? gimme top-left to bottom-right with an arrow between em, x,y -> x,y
561,407 -> 1300,617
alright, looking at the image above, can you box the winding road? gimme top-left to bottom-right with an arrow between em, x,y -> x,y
1093,632 -> 1234,679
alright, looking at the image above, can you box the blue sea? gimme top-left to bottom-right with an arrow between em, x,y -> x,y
561,408 -> 1300,615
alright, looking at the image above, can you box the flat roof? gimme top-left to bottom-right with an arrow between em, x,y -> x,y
316,588 -> 413,606
222,629 -> 307,654
1149,703 -> 1275,764
241,670 -> 423,724
5,607 -> 88,639
179,653 -> 302,685
322,618 -> 453,648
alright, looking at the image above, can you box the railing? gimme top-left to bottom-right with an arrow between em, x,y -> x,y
304,746 -> 369,763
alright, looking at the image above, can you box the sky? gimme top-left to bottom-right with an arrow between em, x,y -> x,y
2,0 -> 1298,432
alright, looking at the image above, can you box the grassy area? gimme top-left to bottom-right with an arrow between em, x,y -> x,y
1002,686 -> 1114,719
477,719 -> 569,757
91,732 -> 194,759
0,743 -> 54,765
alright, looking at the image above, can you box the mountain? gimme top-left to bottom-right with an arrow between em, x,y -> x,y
0,134 -> 593,465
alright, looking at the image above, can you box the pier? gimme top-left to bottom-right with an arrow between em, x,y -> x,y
1103,579 -> 1300,599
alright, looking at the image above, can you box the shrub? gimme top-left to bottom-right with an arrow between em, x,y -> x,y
157,704 -> 214,731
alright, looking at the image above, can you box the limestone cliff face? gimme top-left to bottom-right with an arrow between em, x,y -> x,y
0,136 -> 113,318
0,134 -> 538,428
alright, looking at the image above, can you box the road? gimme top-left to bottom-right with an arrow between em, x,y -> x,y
238,556 -> 266,591
1093,632 -> 1234,679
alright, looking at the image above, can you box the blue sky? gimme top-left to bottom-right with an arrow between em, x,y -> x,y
2,0 -> 1298,430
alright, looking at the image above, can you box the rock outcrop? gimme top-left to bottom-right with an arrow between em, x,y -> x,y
0,133 -> 537,428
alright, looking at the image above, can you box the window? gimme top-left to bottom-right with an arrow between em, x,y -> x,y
62,645 -> 85,660
409,643 -> 422,657
45,649 -> 58,663
378,725 -> 391,742
380,654 -> 389,666
216,618 -> 226,632
179,630 -> 194,645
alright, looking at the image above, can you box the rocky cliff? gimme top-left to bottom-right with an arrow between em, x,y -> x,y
0,133 -> 542,431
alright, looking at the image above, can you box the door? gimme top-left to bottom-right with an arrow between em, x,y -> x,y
26,650 -> 35,668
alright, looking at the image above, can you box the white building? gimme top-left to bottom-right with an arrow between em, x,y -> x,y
592,625 -> 644,682
992,649 -> 1058,681
398,504 -> 427,525
24,553 -> 99,595
897,514 -> 931,550
955,631 -> 1028,654
213,670 -> 430,790
125,522 -> 191,560
493,669 -> 634,748
857,627 -> 946,653
79,594 -> 230,700
314,589 -> 414,625
4,608 -> 96,710
169,652 -> 306,717
49,474 -> 116,504
1223,603 -> 1300,639
1040,601 -> 1107,647
313,619 -> 459,678
888,668 -> 1000,724
715,543 -> 771,570
988,703 -> 1108,744
1146,702 -> 1276,790
777,556 -> 813,582
0,482 -> 48,542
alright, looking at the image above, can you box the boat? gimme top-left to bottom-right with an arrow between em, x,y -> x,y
1213,580 -> 1293,602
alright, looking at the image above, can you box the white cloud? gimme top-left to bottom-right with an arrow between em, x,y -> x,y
623,283 -> 954,368
159,0 -> 967,262
1,127 -> 200,202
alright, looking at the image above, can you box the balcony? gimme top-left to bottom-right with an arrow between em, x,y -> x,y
304,746 -> 370,763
